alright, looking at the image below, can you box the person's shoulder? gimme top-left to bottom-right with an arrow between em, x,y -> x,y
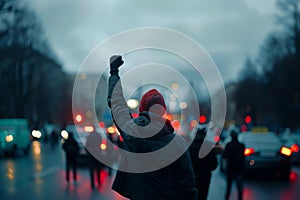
225,140 -> 233,146
133,114 -> 150,126
73,139 -> 79,145
239,142 -> 245,148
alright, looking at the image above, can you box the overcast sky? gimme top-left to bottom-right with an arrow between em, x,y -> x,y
27,0 -> 278,83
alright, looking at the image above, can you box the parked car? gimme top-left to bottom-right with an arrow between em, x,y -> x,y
220,131 -> 292,180
0,118 -> 31,156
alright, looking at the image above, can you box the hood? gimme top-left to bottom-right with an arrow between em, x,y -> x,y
134,111 -> 174,138
128,111 -> 175,153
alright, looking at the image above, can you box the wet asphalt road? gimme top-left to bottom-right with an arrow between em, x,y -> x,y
1,141 -> 300,200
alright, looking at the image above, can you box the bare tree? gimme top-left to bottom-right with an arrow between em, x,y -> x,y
276,0 -> 300,56
0,0 -> 69,128
232,0 -> 300,130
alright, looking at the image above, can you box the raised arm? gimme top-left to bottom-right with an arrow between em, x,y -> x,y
107,55 -> 124,109
107,55 -> 142,141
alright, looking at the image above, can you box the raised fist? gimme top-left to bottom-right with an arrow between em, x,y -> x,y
110,55 -> 124,71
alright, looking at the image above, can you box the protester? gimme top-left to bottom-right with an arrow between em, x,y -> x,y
223,130 -> 245,200
62,132 -> 79,185
189,125 -> 218,200
86,131 -> 104,189
50,130 -> 59,149
107,55 -> 198,200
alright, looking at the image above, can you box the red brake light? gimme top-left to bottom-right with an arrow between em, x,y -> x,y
291,144 -> 299,153
244,148 -> 255,156
280,146 -> 292,156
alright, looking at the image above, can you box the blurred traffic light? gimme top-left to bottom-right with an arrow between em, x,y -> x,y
245,115 -> 252,124
241,124 -> 247,132
163,113 -> 172,121
291,144 -> 299,153
75,114 -> 83,123
199,115 -> 207,124
172,120 -> 181,131
132,112 -> 139,118
99,121 -> 105,128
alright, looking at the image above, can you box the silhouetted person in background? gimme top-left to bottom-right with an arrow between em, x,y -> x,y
50,130 -> 59,149
189,125 -> 218,200
107,55 -> 198,200
223,130 -> 245,200
86,132 -> 103,189
62,132 -> 79,185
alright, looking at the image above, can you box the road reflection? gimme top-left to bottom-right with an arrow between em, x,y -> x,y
289,171 -> 298,182
1,141 -> 299,200
32,141 -> 41,157
6,161 -> 15,180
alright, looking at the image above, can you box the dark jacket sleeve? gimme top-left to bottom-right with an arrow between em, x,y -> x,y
107,73 -> 120,109
172,151 -> 198,200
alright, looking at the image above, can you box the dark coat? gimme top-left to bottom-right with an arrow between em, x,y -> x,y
223,139 -> 245,173
108,73 -> 198,200
112,112 -> 197,200
188,128 -> 218,200
189,130 -> 218,177
62,135 -> 79,158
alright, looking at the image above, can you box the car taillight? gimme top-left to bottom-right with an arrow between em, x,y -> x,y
280,146 -> 292,156
291,144 -> 299,153
244,148 -> 255,156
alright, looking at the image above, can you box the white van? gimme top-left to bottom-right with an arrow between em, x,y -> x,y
0,119 -> 31,156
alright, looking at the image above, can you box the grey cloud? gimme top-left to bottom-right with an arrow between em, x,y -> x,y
28,0 -> 277,82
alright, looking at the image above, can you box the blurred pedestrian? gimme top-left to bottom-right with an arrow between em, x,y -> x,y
223,130 -> 245,200
189,125 -> 218,200
62,132 -> 79,185
105,133 -> 116,177
50,130 -> 59,149
86,132 -> 104,189
107,55 -> 198,200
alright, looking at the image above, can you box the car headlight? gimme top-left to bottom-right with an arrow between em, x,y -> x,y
60,130 -> 69,139
5,134 -> 14,142
32,130 -> 42,139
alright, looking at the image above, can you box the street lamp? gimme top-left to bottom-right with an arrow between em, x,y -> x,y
127,99 -> 139,109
